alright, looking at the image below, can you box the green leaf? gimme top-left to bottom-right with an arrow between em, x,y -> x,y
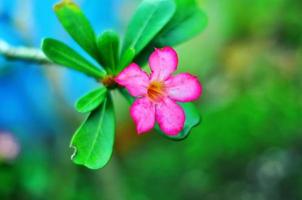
155,102 -> 201,141
54,0 -> 99,61
75,87 -> 107,113
155,0 -> 208,46
122,0 -> 176,55
70,95 -> 115,169
42,38 -> 105,78
117,48 -> 136,73
119,89 -> 200,141
134,0 -> 207,65
97,30 -> 120,74
133,45 -> 154,66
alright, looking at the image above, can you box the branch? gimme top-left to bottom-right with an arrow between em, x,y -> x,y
0,39 -> 51,64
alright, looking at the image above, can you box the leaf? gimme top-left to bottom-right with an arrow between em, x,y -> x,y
117,48 -> 136,73
42,38 -> 106,78
155,102 -> 201,141
75,87 -> 107,113
54,0 -> 99,61
122,0 -> 176,55
119,89 -> 200,141
70,95 -> 115,169
155,0 -> 208,46
134,0 -> 207,65
133,44 -> 154,66
97,30 -> 120,74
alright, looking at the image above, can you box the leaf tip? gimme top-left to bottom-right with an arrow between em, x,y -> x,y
40,38 -> 46,50
41,38 -> 51,50
74,101 -> 82,113
54,0 -> 78,12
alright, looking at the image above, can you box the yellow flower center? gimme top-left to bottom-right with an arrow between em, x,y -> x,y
147,81 -> 165,102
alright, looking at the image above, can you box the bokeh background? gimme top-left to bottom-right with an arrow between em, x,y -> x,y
1,0 -> 302,199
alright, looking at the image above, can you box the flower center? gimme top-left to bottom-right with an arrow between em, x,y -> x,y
147,81 -> 165,102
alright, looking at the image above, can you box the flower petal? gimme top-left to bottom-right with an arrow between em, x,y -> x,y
115,63 -> 149,97
155,98 -> 185,135
130,97 -> 155,134
149,47 -> 178,81
165,73 -> 202,102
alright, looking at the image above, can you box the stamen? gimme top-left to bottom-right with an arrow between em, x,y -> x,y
147,81 -> 165,102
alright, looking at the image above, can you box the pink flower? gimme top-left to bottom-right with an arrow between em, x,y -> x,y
0,132 -> 20,161
115,47 -> 202,135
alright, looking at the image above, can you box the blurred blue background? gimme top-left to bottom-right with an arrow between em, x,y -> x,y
0,0 -> 302,199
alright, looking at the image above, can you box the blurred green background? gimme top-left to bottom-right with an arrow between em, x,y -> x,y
1,0 -> 302,199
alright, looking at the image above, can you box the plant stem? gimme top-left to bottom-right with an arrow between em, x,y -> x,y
0,39 -> 51,64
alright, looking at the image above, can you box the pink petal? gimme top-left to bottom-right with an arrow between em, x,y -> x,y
155,98 -> 185,135
130,97 -> 155,134
149,47 -> 178,81
115,63 -> 150,97
165,73 -> 202,102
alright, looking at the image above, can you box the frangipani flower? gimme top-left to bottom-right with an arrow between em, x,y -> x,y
115,47 -> 202,135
